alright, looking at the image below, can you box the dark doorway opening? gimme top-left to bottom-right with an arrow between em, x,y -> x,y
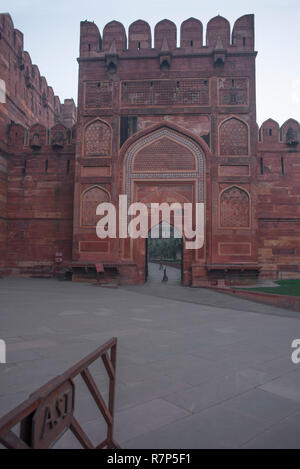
145,222 -> 183,285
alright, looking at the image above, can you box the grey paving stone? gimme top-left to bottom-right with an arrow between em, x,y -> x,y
222,388 -> 300,425
115,398 -> 190,444
0,273 -> 299,448
150,353 -> 240,386
163,368 -> 275,413
0,391 -> 28,417
194,338 -> 288,368
242,411 -> 300,449
253,356 -> 296,380
117,362 -> 169,385
6,339 -> 57,352
73,395 -> 106,425
123,404 -> 266,449
6,349 -> 40,363
260,370 -> 300,402
52,428 -> 85,449
115,375 -> 191,412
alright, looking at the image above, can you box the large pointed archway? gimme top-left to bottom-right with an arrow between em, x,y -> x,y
146,221 -> 183,285
119,122 -> 210,285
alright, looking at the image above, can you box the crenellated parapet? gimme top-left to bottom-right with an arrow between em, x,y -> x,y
79,14 -> 255,58
180,18 -> 203,49
256,116 -> 300,280
128,19 -> 151,50
0,14 -> 60,119
8,122 -> 76,152
232,14 -> 254,50
206,16 -> 230,49
258,118 -> 300,147
0,12 -> 76,152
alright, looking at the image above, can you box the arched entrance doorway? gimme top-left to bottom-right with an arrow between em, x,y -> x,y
145,222 -> 183,285
120,123 -> 208,286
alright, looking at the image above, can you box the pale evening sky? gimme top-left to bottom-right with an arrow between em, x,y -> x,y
1,0 -> 300,126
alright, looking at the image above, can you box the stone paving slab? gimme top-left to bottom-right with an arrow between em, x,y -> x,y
242,411 -> 300,449
122,404 -> 268,449
162,368 -> 279,413
260,370 -> 300,402
221,388 -> 300,426
0,270 -> 300,449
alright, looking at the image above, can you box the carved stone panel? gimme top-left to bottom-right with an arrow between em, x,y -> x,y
219,118 -> 248,155
133,136 -> 196,172
84,120 -> 111,156
218,78 -> 249,106
85,81 -> 113,109
121,79 -> 209,106
81,186 -> 110,227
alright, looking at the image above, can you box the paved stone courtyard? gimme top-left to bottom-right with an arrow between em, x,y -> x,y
1,264 -> 300,448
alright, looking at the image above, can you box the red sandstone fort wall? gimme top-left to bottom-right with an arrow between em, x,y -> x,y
0,13 -> 299,283
73,15 -> 259,285
257,119 -> 300,279
6,122 -> 75,276
0,14 -> 76,149
0,13 -> 76,276
0,149 -> 6,276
